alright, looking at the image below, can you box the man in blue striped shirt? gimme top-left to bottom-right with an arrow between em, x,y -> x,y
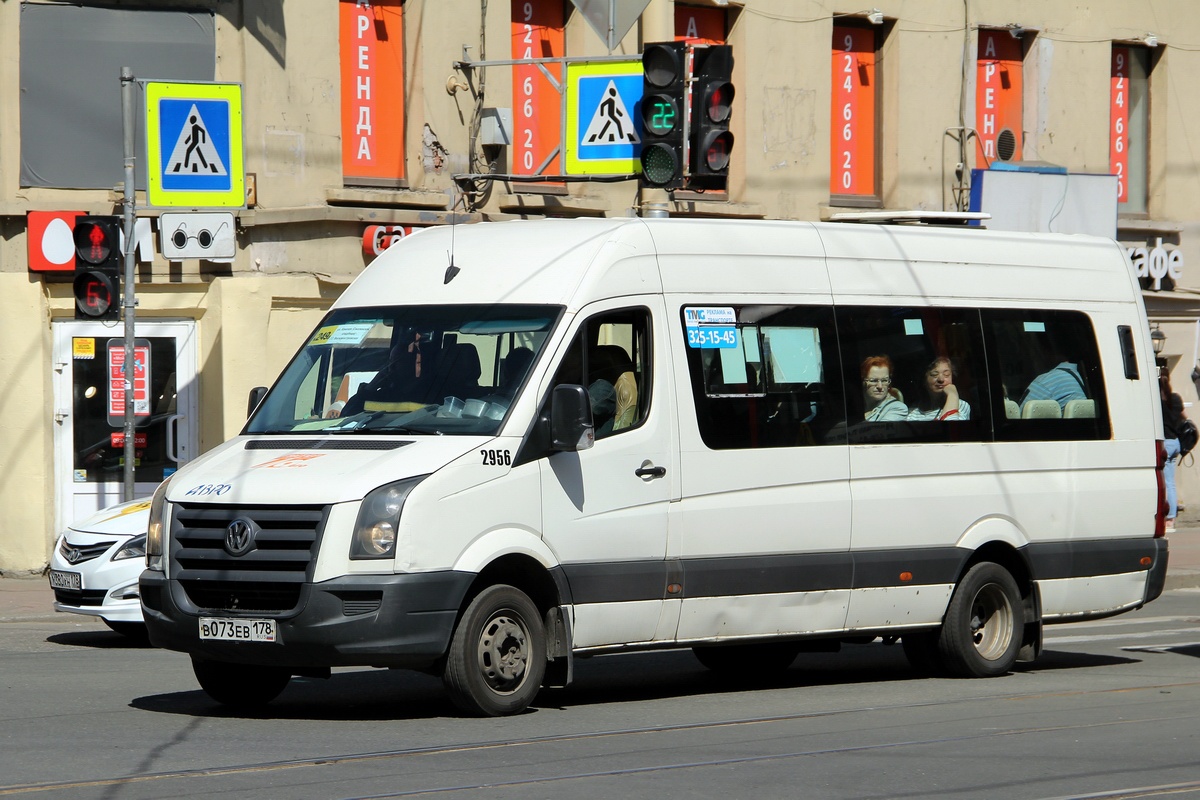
1020,361 -> 1086,411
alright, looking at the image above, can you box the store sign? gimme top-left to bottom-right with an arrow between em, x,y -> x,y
27,211 -> 85,272
1127,237 -> 1184,291
362,225 -> 413,257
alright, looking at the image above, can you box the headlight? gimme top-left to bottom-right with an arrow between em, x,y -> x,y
146,476 -> 173,572
351,476 -> 427,560
113,534 -> 146,561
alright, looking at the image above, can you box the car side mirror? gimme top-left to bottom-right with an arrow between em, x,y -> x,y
550,384 -> 594,451
247,386 -> 269,419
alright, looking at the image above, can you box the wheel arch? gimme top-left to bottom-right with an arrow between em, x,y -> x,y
955,521 -> 1043,658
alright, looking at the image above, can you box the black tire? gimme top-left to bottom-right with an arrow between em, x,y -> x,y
901,631 -> 943,674
692,642 -> 799,674
937,562 -> 1024,678
443,585 -> 546,716
103,620 -> 149,642
191,657 -> 291,708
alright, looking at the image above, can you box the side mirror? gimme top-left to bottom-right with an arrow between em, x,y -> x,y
550,384 -> 594,451
247,386 -> 269,419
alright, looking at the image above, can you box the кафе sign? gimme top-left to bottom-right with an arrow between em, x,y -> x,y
1126,237 -> 1184,291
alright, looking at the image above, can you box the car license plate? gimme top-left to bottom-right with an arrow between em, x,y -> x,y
199,617 -> 277,643
49,570 -> 81,591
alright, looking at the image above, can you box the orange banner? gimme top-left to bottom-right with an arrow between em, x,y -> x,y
675,7 -> 726,44
830,26 -> 875,197
340,1 -> 406,185
976,31 -> 1023,166
511,0 -> 564,179
1110,47 -> 1130,204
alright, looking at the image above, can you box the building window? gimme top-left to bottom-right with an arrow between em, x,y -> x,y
976,29 -> 1023,166
1111,46 -> 1150,215
830,23 -> 879,201
511,0 -> 565,184
340,1 -> 406,187
19,5 -> 215,189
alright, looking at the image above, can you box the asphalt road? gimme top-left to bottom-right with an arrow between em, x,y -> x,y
3,589 -> 1200,800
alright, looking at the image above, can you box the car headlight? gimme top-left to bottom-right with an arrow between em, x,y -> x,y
351,476 -> 427,560
146,476 -> 173,572
113,534 -> 146,561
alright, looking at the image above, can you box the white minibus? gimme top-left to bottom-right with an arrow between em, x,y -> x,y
141,217 -> 1169,716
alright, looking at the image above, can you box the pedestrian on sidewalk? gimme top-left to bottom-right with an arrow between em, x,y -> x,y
1160,368 -> 1185,533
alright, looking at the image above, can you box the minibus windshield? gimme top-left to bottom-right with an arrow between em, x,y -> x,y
245,304 -> 559,436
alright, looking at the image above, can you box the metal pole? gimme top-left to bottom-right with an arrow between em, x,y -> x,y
120,67 -> 137,502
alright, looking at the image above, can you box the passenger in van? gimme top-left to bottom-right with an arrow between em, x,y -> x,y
907,356 -> 971,421
861,355 -> 908,421
1020,358 -> 1086,412
553,343 -> 617,432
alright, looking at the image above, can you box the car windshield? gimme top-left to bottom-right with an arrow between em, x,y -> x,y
245,304 -> 559,436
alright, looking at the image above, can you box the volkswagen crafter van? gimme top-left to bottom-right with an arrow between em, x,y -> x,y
141,217 -> 1168,715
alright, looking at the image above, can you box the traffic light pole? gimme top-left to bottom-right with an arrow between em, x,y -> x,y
120,67 -> 137,502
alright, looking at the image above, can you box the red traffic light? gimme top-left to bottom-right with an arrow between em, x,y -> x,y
73,220 -> 117,265
703,82 -> 734,123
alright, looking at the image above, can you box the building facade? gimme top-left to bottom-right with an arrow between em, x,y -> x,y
1,0 -> 1197,573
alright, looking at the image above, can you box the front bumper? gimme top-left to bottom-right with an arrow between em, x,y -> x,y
139,570 -> 475,670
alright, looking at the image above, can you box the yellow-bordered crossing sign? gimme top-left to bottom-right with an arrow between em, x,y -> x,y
145,81 -> 245,208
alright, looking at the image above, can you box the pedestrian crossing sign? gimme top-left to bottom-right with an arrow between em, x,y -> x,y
565,60 -> 644,175
145,81 -> 245,208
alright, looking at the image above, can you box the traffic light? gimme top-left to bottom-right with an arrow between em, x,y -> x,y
72,216 -> 121,321
639,41 -> 689,190
690,45 -> 735,190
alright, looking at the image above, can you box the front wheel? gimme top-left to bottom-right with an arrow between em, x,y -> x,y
191,657 -> 291,708
937,562 -> 1024,678
443,585 -> 546,716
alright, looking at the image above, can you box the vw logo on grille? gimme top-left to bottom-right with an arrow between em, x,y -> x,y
224,518 -> 258,557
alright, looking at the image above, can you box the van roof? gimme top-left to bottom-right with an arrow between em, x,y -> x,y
334,218 -> 1134,310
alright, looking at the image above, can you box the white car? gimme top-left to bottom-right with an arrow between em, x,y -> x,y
48,499 -> 150,639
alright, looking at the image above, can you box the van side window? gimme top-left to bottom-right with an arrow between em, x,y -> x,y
551,308 -> 650,439
983,309 -> 1110,441
682,305 -> 846,449
836,306 -> 988,444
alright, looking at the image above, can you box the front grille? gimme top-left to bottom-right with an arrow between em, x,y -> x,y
170,504 -> 327,613
59,540 -> 116,565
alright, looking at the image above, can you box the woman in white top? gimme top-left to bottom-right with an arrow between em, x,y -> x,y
861,355 -> 908,422
907,356 -> 971,421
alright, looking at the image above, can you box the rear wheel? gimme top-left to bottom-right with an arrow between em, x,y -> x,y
191,657 -> 291,708
443,585 -> 546,716
937,562 -> 1023,677
692,642 -> 800,674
